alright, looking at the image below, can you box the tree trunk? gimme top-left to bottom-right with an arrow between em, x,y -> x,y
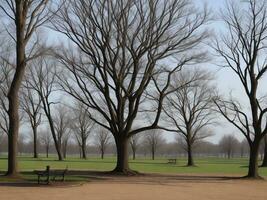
152,146 -> 155,160
261,136 -> 267,167
187,144 -> 194,166
113,137 -> 130,173
32,125 -> 38,158
46,146 -> 49,158
79,147 -> 81,159
152,151 -> 155,160
81,141 -> 87,159
247,142 -> 260,178
7,2 -> 26,176
46,116 -> 63,161
101,150 -> 104,159
63,141 -> 67,159
132,149 -> 136,160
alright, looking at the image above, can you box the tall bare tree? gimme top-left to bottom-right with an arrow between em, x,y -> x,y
94,129 -> 111,159
71,102 -> 94,159
27,58 -> 63,160
213,0 -> 267,178
53,0 -> 209,174
163,69 -> 215,166
0,0 -> 53,176
21,82 -> 42,158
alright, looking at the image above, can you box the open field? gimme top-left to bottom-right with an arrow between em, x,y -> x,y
1,156 -> 267,178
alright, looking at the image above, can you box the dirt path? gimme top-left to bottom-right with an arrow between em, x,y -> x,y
0,174 -> 266,200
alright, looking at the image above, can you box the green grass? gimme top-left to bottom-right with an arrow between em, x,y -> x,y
1,156 -> 267,182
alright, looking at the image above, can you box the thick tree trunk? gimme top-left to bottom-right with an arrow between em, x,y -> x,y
187,144 -> 194,166
113,137 -> 130,173
7,3 -> 26,176
261,136 -> 267,167
247,142 -> 260,178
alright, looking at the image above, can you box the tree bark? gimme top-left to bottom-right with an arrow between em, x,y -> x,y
113,137 -> 130,174
187,144 -> 194,166
46,114 -> 63,161
247,142 -> 260,178
132,149 -> 136,160
101,150 -> 104,159
81,141 -> 87,159
7,2 -> 26,176
32,125 -> 38,158
63,141 -> 67,159
152,149 -> 155,160
46,146 -> 49,158
261,136 -> 267,167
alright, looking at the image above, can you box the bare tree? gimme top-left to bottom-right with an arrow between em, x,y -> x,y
129,134 -> 142,160
40,129 -> 52,158
94,129 -> 111,159
27,58 -> 63,160
0,0 -> 54,176
20,82 -> 42,158
144,130 -> 165,160
213,0 -> 267,178
71,102 -> 94,159
163,69 -> 215,166
53,0 -> 209,174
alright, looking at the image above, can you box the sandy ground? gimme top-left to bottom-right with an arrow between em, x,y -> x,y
0,173 -> 267,200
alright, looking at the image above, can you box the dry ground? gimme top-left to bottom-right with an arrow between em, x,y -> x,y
0,173 -> 267,200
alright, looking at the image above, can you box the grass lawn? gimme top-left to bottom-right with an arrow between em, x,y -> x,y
0,156 -> 267,182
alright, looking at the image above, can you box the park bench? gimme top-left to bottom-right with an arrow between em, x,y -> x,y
34,165 -> 68,184
167,158 -> 177,164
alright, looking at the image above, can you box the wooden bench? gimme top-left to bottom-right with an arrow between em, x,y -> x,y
34,166 -> 68,184
167,158 -> 177,164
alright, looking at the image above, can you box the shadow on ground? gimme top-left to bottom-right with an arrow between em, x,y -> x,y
0,170 -> 256,188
